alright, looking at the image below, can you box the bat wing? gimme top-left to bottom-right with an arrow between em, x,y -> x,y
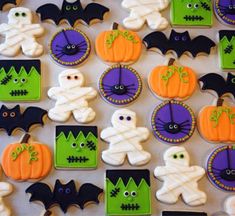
26,183 -> 54,210
0,0 -> 17,10
76,183 -> 103,209
190,36 -> 216,57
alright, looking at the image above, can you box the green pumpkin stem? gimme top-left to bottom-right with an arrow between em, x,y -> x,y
112,22 -> 119,30
217,98 -> 224,107
20,134 -> 30,144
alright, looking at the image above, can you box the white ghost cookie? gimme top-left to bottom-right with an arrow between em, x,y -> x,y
154,146 -> 207,206
225,196 -> 235,216
48,69 -> 97,123
0,7 -> 44,57
122,0 -> 169,31
101,109 -> 151,166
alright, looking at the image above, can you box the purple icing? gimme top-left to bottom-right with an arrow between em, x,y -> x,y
151,100 -> 195,144
99,65 -> 142,106
207,145 -> 235,192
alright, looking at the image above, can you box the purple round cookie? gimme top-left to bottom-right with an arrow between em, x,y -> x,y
151,100 -> 196,144
214,0 -> 235,26
207,145 -> 235,192
99,64 -> 142,106
49,28 -> 91,67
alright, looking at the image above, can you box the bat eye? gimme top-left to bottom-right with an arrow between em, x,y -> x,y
21,78 -> 27,83
71,143 -> 78,148
182,36 -> 188,41
10,112 -> 15,117
187,3 -> 192,8
180,154 -> 185,159
65,188 -> 71,194
131,191 -> 137,197
232,78 -> 235,84
15,12 -> 20,17
126,116 -> 131,121
67,76 -> 71,80
66,5 -> 71,10
194,3 -> 199,9
119,116 -> 124,120
2,112 -> 8,117
73,6 -> 78,10
22,12 -> 26,17
13,78 -> 19,84
173,154 -> 178,159
123,191 -> 129,197
80,143 -> 85,148
58,188 -> 64,193
174,36 -> 180,41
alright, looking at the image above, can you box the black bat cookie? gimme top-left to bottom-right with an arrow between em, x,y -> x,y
143,30 -> 216,58
0,105 -> 47,136
163,211 -> 207,216
36,0 -> 109,27
0,0 -> 19,11
26,179 -> 103,213
199,73 -> 235,99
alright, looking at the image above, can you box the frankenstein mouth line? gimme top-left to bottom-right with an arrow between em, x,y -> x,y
184,15 -> 204,21
10,89 -> 29,96
67,156 -> 89,163
121,203 -> 140,211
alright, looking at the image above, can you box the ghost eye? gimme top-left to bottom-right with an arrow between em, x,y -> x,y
119,116 -> 124,120
187,3 -> 192,8
15,12 -> 20,17
21,78 -> 27,83
131,191 -> 137,197
2,112 -> 8,117
194,3 -> 199,9
73,6 -> 78,10
180,154 -> 185,159
67,76 -> 71,80
80,143 -> 85,148
65,188 -> 71,194
126,116 -> 131,121
13,78 -> 19,83
123,191 -> 129,197
22,12 -> 26,17
71,143 -> 77,148
58,188 -> 63,193
66,5 -> 71,10
173,154 -> 178,159
10,112 -> 15,117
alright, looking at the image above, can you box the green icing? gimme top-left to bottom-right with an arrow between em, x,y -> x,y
171,0 -> 212,27
105,178 -> 151,216
55,131 -> 98,169
210,108 -> 235,128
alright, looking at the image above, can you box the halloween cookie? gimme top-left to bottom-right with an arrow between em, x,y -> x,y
121,0 -> 169,31
55,126 -> 98,169
101,109 -> 151,166
207,145 -> 235,191
171,0 -> 213,27
0,7 -> 44,57
155,147 -> 207,206
105,169 -> 151,216
224,196 -> 235,215
49,28 -> 91,67
143,30 -> 216,58
148,59 -> 197,100
163,212 -> 207,216
48,69 -> 97,123
1,134 -> 52,181
99,64 -> 142,106
151,100 -> 196,144
0,0 -> 21,11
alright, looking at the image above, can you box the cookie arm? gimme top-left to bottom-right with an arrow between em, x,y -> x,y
47,87 -> 61,100
0,24 -> 12,34
23,24 -> 44,36
136,127 -> 150,140
84,87 -> 97,100
0,182 -> 12,196
100,127 -> 117,143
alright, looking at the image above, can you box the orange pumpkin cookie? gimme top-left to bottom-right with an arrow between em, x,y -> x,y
148,59 -> 197,100
95,23 -> 142,64
1,134 -> 52,181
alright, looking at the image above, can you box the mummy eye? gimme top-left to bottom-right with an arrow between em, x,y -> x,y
119,116 -> 124,120
126,116 -> 131,121
15,12 -> 20,17
180,154 -> 184,159
173,154 -> 178,159
22,12 -> 26,17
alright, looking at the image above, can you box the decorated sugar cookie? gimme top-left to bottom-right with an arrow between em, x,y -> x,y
26,179 -> 103,213
1,134 -> 52,181
155,147 -> 207,206
105,169 -> 151,216
163,212 -> 207,216
0,7 -> 44,57
198,73 -> 235,143
151,100 -> 196,144
55,126 -> 98,169
0,60 -> 41,101
207,145 -> 235,191
224,196 -> 235,215
171,0 -> 212,27
121,0 -> 169,31
0,0 -> 21,11
49,28 -> 91,67
48,69 -> 97,123
148,59 -> 197,100
101,109 -> 151,166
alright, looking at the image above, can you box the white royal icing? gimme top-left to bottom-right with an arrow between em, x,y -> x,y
0,7 -> 44,57
225,196 -> 235,216
122,0 -> 169,31
48,69 -> 97,123
101,109 -> 151,166
154,146 -> 207,206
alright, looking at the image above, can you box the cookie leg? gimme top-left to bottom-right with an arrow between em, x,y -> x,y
0,42 -> 20,57
146,13 -> 168,30
156,186 -> 180,204
182,187 -> 207,206
73,107 -> 96,123
127,150 -> 151,166
123,13 -> 145,30
102,150 -> 126,166
48,107 -> 71,122
21,40 -> 43,57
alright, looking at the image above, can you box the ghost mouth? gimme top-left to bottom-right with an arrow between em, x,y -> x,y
121,203 -> 140,211
10,89 -> 28,96
67,156 -> 89,163
183,15 -> 204,21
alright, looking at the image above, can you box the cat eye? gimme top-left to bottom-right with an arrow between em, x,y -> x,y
232,78 -> 235,84
10,112 -> 15,117
123,191 -> 129,197
2,112 -> 8,117
58,188 -> 64,193
73,6 -> 78,10
65,188 -> 71,194
66,6 -> 71,10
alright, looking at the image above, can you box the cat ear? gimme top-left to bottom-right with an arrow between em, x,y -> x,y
66,180 -> 76,188
55,179 -> 62,187
0,105 -> 8,111
12,105 -> 20,112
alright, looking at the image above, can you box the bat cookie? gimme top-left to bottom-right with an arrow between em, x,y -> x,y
143,29 -> 216,58
0,0 -> 21,11
26,179 -> 103,213
36,0 -> 109,27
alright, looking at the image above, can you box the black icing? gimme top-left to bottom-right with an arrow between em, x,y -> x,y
219,30 -> 235,41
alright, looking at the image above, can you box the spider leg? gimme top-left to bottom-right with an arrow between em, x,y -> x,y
56,45 -> 64,48
179,120 -> 189,125
56,53 -> 65,59
126,84 -> 135,87
212,167 -> 222,171
155,122 -> 165,127
157,118 -> 167,124
102,84 -> 113,87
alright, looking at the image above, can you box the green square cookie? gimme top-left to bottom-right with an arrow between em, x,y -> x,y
0,60 -> 41,101
105,170 -> 151,216
171,0 -> 212,27
55,126 -> 98,169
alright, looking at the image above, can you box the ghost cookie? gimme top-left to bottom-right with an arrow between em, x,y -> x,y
0,7 -> 44,57
154,146 -> 207,206
101,109 -> 151,166
121,0 -> 170,31
48,69 -> 97,123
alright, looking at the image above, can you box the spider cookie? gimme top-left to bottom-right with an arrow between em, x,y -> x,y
0,7 -> 44,57
105,169 -> 151,216
55,126 -> 98,169
155,147 -> 207,206
171,0 -> 212,27
0,0 -> 21,11
101,109 -> 151,166
151,100 -> 196,144
49,28 -> 91,67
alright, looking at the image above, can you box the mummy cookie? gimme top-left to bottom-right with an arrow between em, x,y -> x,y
0,0 -> 21,11
101,109 -> 151,166
105,169 -> 151,216
121,0 -> 169,31
224,196 -> 235,215
171,0 -> 212,27
162,212 -> 207,216
99,65 -> 142,106
1,134 -> 52,181
154,146 -> 207,206
49,28 -> 91,67
0,7 -> 44,57
151,100 -> 196,144
148,59 -> 197,100
48,69 -> 97,123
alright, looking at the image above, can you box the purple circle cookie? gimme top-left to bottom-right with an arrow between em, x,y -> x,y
214,0 -> 235,26
207,145 -> 235,192
49,28 -> 91,67
99,64 -> 142,106
151,100 -> 196,144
